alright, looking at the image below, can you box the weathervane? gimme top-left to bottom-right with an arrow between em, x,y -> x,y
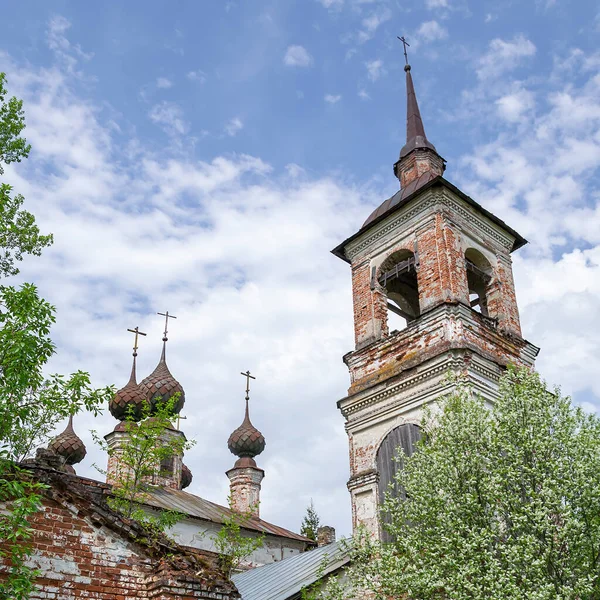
127,326 -> 147,356
397,35 -> 410,66
157,311 -> 177,341
240,370 -> 256,402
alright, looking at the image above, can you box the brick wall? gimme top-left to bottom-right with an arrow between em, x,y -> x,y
0,469 -> 238,600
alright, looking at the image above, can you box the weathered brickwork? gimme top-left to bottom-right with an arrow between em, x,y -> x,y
226,460 -> 264,518
395,148 -> 445,189
0,468 -> 239,600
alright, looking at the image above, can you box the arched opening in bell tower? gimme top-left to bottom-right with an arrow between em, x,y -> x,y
378,250 -> 420,332
465,248 -> 493,317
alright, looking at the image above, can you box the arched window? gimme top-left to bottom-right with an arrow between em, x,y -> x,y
376,423 -> 421,542
377,250 -> 420,332
465,248 -> 493,317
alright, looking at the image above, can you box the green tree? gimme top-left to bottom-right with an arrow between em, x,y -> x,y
211,503 -> 265,577
353,367 -> 600,600
300,498 -> 321,541
93,397 -> 194,539
0,72 -> 112,599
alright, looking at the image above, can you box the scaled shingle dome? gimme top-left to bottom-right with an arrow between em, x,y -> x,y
181,463 -> 193,489
48,416 -> 87,465
139,343 -> 185,415
109,355 -> 147,421
227,401 -> 266,459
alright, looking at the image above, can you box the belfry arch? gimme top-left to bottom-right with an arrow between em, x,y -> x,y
465,248 -> 493,317
378,249 -> 420,331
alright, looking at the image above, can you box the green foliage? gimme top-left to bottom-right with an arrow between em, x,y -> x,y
93,396 -> 193,540
211,503 -> 265,577
353,367 -> 600,600
0,185 -> 53,279
0,72 -> 110,599
300,498 -> 321,542
0,73 -> 31,173
0,73 -> 52,279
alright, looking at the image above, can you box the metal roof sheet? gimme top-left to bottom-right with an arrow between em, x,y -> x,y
232,540 -> 351,600
143,487 -> 311,543
331,175 -> 528,262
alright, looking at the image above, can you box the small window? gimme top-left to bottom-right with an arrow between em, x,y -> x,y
378,250 -> 420,332
159,456 -> 174,477
465,248 -> 493,317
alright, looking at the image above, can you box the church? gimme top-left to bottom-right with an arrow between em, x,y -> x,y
1,51 -> 538,599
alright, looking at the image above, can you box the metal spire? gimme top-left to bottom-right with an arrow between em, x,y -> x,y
157,311 -> 176,361
126,326 -> 146,384
396,35 -> 438,160
240,370 -> 256,419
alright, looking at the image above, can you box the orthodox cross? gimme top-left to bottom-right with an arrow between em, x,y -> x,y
240,370 -> 256,401
176,414 -> 187,431
397,36 -> 410,65
157,311 -> 177,340
127,326 -> 147,355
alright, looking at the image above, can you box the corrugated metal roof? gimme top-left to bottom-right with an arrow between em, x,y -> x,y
232,540 -> 350,600
143,487 -> 311,543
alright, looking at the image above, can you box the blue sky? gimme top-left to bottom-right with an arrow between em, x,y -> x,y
2,0 -> 600,537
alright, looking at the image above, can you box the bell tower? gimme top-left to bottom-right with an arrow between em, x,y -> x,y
332,56 -> 539,538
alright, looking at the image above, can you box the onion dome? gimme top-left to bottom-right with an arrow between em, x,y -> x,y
139,341 -> 185,415
109,354 -> 147,421
181,463 -> 193,489
227,398 -> 266,459
48,416 -> 87,465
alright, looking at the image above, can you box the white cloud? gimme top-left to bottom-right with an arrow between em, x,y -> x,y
148,101 -> 188,135
416,20 -> 449,43
46,16 -> 93,74
156,77 -> 173,89
365,59 -> 385,82
317,0 -> 344,9
283,45 -> 313,68
187,70 -> 207,83
425,0 -> 449,8
224,117 -> 244,137
357,8 -> 391,43
324,94 -> 341,104
496,88 -> 535,122
358,89 -> 370,100
477,34 -> 536,80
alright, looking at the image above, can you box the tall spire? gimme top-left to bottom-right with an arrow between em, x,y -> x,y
400,64 -> 437,159
393,37 -> 445,188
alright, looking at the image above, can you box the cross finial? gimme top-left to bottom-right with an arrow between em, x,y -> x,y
157,311 -> 177,341
398,36 -> 410,66
127,326 -> 147,356
240,370 -> 256,401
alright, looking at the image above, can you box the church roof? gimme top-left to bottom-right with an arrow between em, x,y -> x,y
232,539 -> 350,600
332,175 -> 528,262
143,486 -> 312,543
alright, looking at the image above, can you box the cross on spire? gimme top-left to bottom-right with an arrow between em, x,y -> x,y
157,311 -> 177,341
397,35 -> 410,66
240,370 -> 256,401
127,326 -> 147,356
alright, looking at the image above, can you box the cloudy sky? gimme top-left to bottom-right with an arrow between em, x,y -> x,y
2,0 -> 599,537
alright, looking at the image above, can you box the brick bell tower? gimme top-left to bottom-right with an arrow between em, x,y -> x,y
332,58 -> 539,538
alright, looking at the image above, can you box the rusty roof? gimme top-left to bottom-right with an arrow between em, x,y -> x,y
331,175 -> 527,262
144,487 -> 313,543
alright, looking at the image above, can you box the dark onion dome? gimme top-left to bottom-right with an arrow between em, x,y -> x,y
109,354 -> 147,421
227,400 -> 266,459
48,416 -> 87,465
181,463 -> 193,489
139,342 -> 185,415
